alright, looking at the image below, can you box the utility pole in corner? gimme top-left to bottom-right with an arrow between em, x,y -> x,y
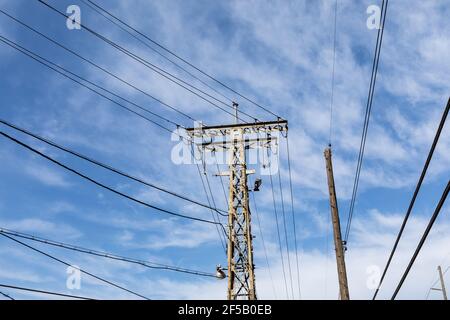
324,146 -> 350,300
437,265 -> 448,300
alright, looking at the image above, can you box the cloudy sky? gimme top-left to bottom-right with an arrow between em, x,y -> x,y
0,0 -> 449,300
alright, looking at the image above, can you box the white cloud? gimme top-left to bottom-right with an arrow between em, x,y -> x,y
24,163 -> 71,188
0,218 -> 82,240
120,220 -> 222,250
118,230 -> 134,242
47,201 -> 77,214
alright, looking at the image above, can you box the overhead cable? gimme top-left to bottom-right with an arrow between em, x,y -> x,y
82,0 -> 281,119
373,97 -> 449,299
391,181 -> 450,300
0,231 -> 150,300
0,131 -> 222,226
344,0 -> 389,243
0,228 -> 219,278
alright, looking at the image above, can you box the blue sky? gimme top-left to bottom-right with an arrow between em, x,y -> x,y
0,0 -> 449,300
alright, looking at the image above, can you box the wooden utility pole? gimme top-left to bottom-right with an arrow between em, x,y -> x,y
438,265 -> 448,300
186,117 -> 287,300
324,146 -> 350,300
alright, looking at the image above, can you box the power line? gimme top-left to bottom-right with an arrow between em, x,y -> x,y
0,35 -> 177,134
208,151 -> 230,253
0,35 -> 229,225
81,0 -> 281,120
373,97 -> 450,299
249,177 -> 277,299
213,152 -> 229,210
191,142 -> 228,254
0,19 -> 229,248
0,9 -> 196,123
0,30 -> 230,229
0,231 -> 149,300
0,33 -> 217,163
0,228 -> 219,278
0,27 -> 227,153
277,161 -> 295,299
344,0 -> 388,243
194,159 -> 228,252
79,0 -> 235,105
0,284 -> 93,300
0,131 -> 222,226
286,133 -> 302,299
0,118 -> 227,215
188,141 -> 228,253
200,156 -> 229,216
197,144 -> 225,218
391,181 -> 450,300
37,0 -> 257,123
0,290 -> 14,300
83,1 -> 237,238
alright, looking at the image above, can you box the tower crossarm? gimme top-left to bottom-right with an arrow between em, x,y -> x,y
185,120 -> 288,139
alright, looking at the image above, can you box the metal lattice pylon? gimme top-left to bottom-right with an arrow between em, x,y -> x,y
226,128 -> 256,299
186,119 -> 288,300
